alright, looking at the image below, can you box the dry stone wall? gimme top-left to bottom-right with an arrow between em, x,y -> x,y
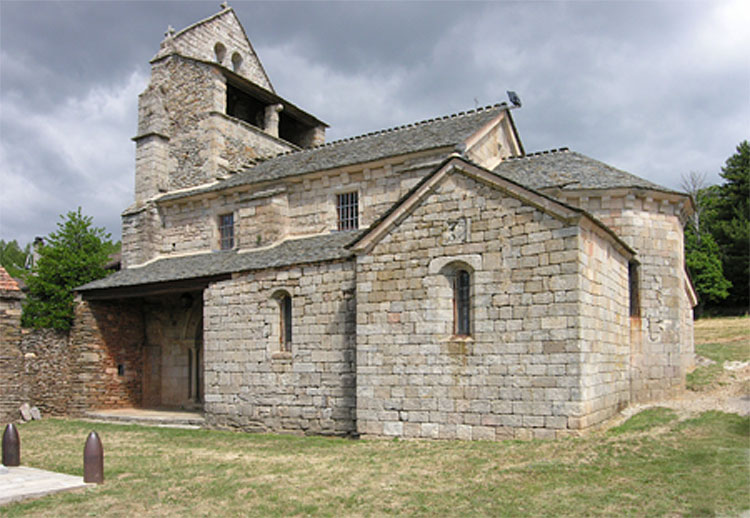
0,288 -> 25,422
203,260 -> 356,435
19,329 -> 72,417
2,293 -> 146,420
356,171 -> 632,440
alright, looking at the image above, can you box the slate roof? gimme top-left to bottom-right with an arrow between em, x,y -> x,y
493,148 -> 673,192
77,231 -> 362,292
159,104 -> 509,202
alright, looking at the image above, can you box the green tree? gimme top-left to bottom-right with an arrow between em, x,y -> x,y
713,141 -> 750,310
21,208 -> 116,330
0,239 -> 31,279
681,173 -> 730,311
684,224 -> 731,308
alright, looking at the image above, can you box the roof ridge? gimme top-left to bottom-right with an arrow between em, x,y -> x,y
245,102 -> 509,166
506,147 -> 570,161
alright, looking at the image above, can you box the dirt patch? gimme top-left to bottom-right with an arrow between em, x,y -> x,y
618,361 -> 750,424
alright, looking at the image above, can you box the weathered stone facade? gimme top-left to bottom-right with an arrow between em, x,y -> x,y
19,329 -> 72,416
0,268 -> 146,421
67,299 -> 145,413
353,165 -> 633,440
203,260 -> 356,434
75,6 -> 695,440
556,190 -> 696,401
0,268 -> 25,422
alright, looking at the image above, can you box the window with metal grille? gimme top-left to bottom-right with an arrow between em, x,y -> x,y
219,213 -> 234,250
453,269 -> 471,336
280,294 -> 292,351
337,192 -> 358,231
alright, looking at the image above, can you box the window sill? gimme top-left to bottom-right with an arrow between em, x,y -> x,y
439,336 -> 474,356
440,335 -> 474,343
271,351 -> 292,361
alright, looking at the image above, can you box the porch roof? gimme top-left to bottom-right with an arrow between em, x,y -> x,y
77,230 -> 361,298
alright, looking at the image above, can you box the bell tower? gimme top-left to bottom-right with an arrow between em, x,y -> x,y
132,4 -> 326,203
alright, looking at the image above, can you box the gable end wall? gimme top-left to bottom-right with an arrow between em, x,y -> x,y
355,171 -> 631,440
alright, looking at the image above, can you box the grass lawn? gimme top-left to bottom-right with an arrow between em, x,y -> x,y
2,316 -> 748,517
688,316 -> 750,391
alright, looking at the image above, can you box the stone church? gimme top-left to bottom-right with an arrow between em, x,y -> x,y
75,6 -> 696,439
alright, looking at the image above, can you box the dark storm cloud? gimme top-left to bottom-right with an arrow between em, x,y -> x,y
1,0 -> 748,247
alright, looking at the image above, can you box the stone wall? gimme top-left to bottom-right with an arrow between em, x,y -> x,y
0,287 -> 25,422
158,8 -> 274,92
2,289 -> 147,420
574,223 -> 631,428
134,54 -> 294,205
151,151 -> 444,260
141,293 -> 204,409
203,260 -> 356,435
564,191 -> 695,402
19,329 -> 72,416
68,298 -> 145,414
355,170 -> 632,440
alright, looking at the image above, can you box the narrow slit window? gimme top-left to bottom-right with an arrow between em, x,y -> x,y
337,192 -> 358,231
219,213 -> 234,250
453,269 -> 471,336
280,294 -> 292,351
629,261 -> 640,317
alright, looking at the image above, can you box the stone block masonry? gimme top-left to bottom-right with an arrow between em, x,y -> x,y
203,260 -> 357,435
356,170 -> 632,439
565,192 -> 695,403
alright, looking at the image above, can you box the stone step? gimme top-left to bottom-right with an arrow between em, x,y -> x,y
83,408 -> 205,429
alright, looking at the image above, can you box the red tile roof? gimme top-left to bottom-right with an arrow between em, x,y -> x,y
0,266 -> 21,291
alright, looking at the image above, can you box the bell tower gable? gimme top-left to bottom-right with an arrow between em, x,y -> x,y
154,5 -> 274,92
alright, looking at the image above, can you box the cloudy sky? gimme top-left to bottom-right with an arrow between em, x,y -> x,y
1,0 -> 748,245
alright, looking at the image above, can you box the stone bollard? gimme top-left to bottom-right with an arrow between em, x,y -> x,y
2,423 -> 20,466
83,431 -> 103,484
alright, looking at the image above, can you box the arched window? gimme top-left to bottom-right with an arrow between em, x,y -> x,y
453,269 -> 471,336
231,52 -> 243,72
214,42 -> 226,63
279,293 -> 292,351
